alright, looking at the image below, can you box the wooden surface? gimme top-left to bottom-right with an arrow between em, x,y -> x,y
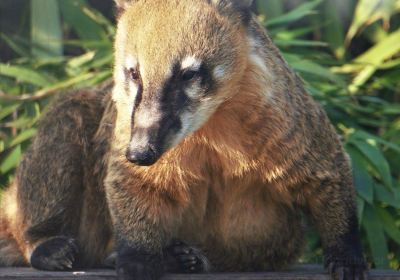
0,265 -> 399,280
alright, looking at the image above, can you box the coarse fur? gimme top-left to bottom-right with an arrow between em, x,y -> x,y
0,0 -> 367,279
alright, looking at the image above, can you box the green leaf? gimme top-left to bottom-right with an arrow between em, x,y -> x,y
356,196 -> 365,226
31,0 -> 63,57
0,34 -> 30,58
8,128 -> 37,148
346,146 -> 374,203
266,0 -> 323,27
376,207 -> 400,245
0,145 -> 21,174
0,64 -> 52,87
346,0 -> 399,43
348,28 -> 400,92
375,184 -> 399,207
349,140 -> 393,190
66,51 -> 96,76
285,57 -> 344,85
256,0 -> 284,20
350,130 -> 400,154
363,204 -> 389,268
58,0 -> 106,41
354,28 -> 400,66
274,39 -> 327,47
0,104 -> 20,121
321,0 -> 345,58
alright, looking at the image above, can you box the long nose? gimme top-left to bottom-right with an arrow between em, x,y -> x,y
125,126 -> 160,166
125,144 -> 157,166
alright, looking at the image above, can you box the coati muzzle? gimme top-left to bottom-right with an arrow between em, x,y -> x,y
125,142 -> 158,166
125,107 -> 183,166
126,126 -> 162,166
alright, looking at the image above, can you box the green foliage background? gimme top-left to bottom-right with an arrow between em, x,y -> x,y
0,0 -> 399,270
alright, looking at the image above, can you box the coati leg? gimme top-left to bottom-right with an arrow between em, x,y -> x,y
105,178 -> 167,279
105,161 -> 188,279
3,89 -> 108,270
305,157 -> 368,280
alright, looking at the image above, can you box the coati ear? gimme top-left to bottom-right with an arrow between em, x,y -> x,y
114,0 -> 137,16
209,0 -> 254,22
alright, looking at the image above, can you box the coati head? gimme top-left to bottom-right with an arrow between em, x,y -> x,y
113,0 -> 254,166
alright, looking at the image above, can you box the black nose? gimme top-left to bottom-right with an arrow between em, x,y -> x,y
125,146 -> 158,166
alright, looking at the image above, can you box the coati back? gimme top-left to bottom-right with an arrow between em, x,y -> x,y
0,1 -> 367,280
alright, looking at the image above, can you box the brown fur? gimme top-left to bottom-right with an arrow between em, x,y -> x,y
0,0 -> 365,278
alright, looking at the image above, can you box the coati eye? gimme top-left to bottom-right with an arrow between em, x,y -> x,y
128,68 -> 140,81
182,70 -> 198,81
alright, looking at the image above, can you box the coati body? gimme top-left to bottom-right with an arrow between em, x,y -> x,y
0,0 -> 367,279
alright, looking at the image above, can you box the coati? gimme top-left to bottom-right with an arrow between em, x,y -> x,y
0,0 -> 368,279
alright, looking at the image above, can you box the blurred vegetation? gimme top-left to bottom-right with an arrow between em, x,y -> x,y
0,0 -> 399,270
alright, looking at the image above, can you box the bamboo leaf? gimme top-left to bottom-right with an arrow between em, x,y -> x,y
266,0 -> 323,26
356,196 -> 365,226
256,0 -> 284,20
346,146 -> 374,203
286,58 -> 344,85
363,204 -> 390,268
58,0 -> 106,42
8,128 -> 37,148
0,64 -> 52,87
376,207 -> 400,245
0,34 -> 30,58
346,0 -> 399,43
349,140 -> 393,190
321,0 -> 345,58
0,145 -> 21,174
350,130 -> 400,154
0,104 -> 20,121
375,184 -> 399,207
31,0 -> 63,57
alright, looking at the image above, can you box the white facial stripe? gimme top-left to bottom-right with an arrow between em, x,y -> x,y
248,35 -> 269,74
185,83 -> 201,99
126,55 -> 138,70
135,105 -> 162,129
249,52 -> 268,74
181,56 -> 202,70
115,67 -> 126,83
247,35 -> 276,101
213,65 -> 226,80
129,132 -> 149,150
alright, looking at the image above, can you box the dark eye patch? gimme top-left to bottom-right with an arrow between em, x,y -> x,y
182,70 -> 198,81
128,68 -> 140,81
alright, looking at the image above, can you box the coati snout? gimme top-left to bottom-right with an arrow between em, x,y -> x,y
126,141 -> 157,166
123,57 -> 230,166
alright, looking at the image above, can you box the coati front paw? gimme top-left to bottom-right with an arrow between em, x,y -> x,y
165,240 -> 211,273
30,236 -> 79,271
116,248 -> 163,280
327,260 -> 368,280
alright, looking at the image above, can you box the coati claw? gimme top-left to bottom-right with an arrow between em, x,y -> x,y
165,240 -> 211,273
30,236 -> 79,271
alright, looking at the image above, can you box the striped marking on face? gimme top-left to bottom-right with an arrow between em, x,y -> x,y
134,103 -> 162,129
213,65 -> 227,80
181,56 -> 202,71
247,35 -> 275,100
